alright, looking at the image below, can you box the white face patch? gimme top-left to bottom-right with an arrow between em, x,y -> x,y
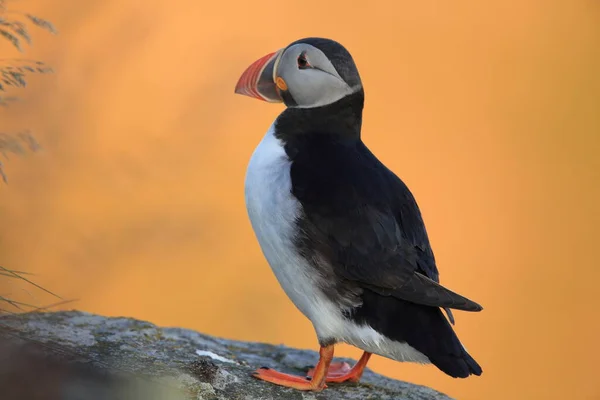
275,43 -> 360,108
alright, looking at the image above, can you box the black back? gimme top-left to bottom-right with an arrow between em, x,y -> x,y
275,90 -> 439,284
273,88 -> 482,378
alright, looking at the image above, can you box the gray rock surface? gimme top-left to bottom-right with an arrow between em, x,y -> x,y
0,311 -> 453,400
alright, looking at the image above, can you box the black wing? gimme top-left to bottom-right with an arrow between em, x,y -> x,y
290,138 -> 482,313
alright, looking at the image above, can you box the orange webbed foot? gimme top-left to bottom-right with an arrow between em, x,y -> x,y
252,367 -> 327,390
307,352 -> 372,383
251,345 -> 335,392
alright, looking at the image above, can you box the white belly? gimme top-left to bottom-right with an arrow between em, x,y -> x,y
243,124 -> 341,339
243,123 -> 430,364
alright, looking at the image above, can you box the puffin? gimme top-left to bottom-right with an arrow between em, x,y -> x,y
234,37 -> 483,392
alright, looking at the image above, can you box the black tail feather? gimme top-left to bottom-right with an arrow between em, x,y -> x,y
392,272 -> 484,312
351,288 -> 482,378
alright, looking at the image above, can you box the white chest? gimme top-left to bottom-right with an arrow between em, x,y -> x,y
243,125 -> 341,336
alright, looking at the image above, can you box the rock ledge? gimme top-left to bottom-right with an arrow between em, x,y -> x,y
0,311 -> 453,400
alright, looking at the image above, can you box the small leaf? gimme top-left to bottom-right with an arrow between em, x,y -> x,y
1,70 -> 27,88
11,21 -> 31,44
17,131 -> 40,152
0,159 -> 7,183
0,95 -> 19,107
0,28 -> 22,51
0,19 -> 31,44
26,14 -> 57,34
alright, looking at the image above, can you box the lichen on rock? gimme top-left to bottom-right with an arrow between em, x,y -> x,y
0,311 -> 453,400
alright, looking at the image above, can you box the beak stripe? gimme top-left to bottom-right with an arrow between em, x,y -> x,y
234,52 -> 276,101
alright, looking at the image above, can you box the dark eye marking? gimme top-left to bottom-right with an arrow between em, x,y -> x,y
297,52 -> 311,69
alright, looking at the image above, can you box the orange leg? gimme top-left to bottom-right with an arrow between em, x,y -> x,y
252,345 -> 334,391
307,351 -> 372,383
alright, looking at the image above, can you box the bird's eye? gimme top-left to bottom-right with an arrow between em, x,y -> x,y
297,53 -> 311,69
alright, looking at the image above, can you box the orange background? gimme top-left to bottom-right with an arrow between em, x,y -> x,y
1,1 -> 599,399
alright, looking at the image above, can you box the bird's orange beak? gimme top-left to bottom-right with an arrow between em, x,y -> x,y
234,49 -> 284,103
